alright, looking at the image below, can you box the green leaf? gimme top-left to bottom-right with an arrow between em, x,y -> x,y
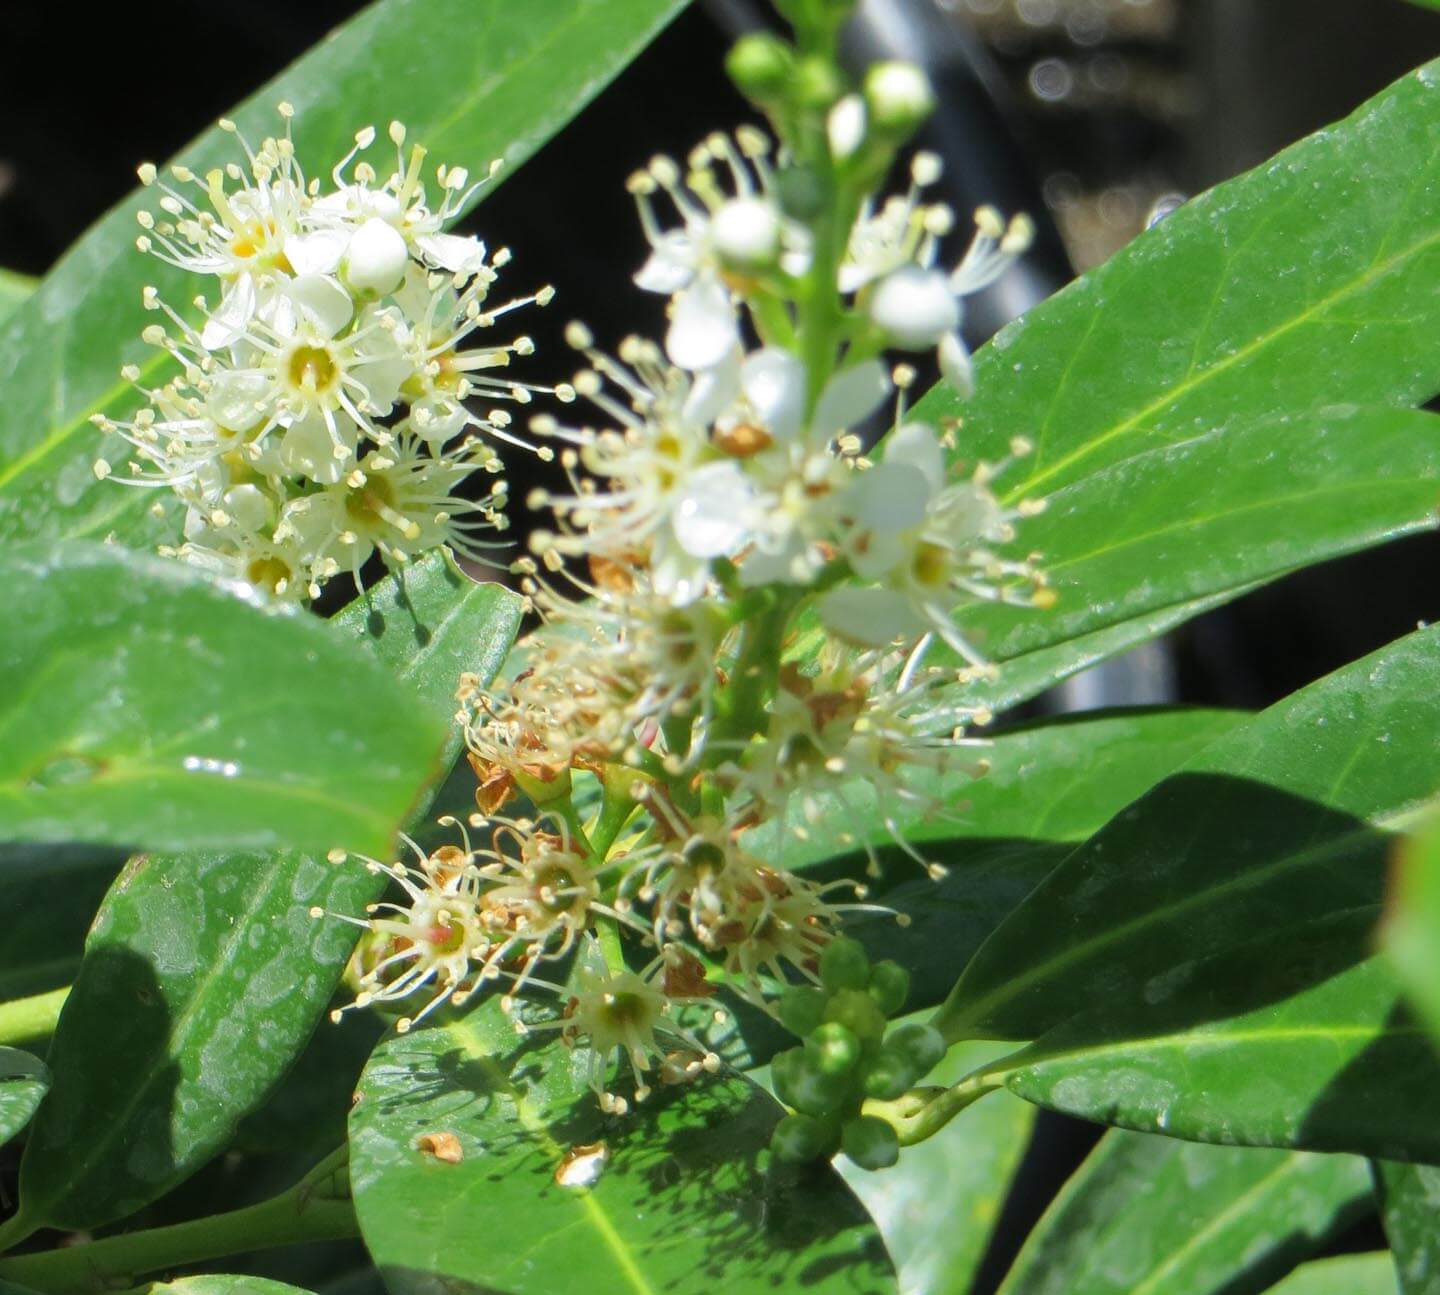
984,945 -> 1440,1161
994,1130 -> 1368,1295
348,998 -> 893,1295
0,844 -> 123,998
137,1281 -> 316,1295
0,541 -> 448,859
1268,1255 -> 1399,1295
1375,1160 -> 1440,1294
13,556 -> 521,1233
1383,812 -> 1440,1041
917,62 -> 1440,673
0,270 -> 34,324
838,1042 -> 1033,1295
968,408 -> 1440,665
0,1051 -> 47,1146
0,0 -> 688,548
939,624 -> 1440,1044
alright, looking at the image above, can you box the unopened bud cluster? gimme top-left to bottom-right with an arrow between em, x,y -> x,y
770,937 -> 945,1168
94,107 -> 561,600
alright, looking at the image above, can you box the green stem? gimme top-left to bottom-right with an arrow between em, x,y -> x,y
0,1150 -> 355,1294
862,1068 -> 1004,1146
0,987 -> 68,1047
704,592 -> 795,771
595,916 -> 628,975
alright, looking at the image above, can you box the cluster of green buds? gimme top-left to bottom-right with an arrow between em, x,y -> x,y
769,936 -> 946,1169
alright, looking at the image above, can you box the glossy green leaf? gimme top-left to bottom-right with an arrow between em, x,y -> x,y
0,0 -> 688,548
916,62 -> 1440,672
967,408 -> 1440,664
986,945 -> 1440,1161
1375,1160 -> 1440,1294
995,1130 -> 1368,1295
349,995 -> 893,1295
0,270 -> 34,324
0,542 -> 447,859
0,844 -> 123,998
1383,813 -> 1440,1041
839,1042 -> 1033,1295
1268,1255 -> 1399,1295
939,624 -> 1440,1044
13,555 -> 521,1233
0,1051 -> 47,1146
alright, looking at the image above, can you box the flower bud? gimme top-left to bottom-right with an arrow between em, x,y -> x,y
820,936 -> 871,992
344,217 -> 409,297
726,33 -> 794,102
771,1113 -> 831,1164
712,197 -> 782,270
864,61 -> 935,136
806,1022 -> 862,1076
887,1022 -> 947,1076
822,988 -> 888,1044
867,960 -> 911,1015
793,55 -> 847,112
860,1047 -> 919,1100
843,1115 -> 900,1170
788,1052 -> 851,1117
868,265 -> 959,349
776,165 -> 828,221
779,984 -> 830,1038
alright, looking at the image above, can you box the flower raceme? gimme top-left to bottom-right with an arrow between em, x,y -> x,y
94,107 -> 564,600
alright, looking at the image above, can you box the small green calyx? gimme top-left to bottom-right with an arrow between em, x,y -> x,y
819,935 -> 871,992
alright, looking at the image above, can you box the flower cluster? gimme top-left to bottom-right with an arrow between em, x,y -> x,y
95,107 -> 561,599
323,36 -> 1057,1168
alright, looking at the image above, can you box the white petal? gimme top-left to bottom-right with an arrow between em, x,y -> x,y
712,198 -> 780,268
278,413 -> 354,484
817,586 -> 923,647
650,543 -> 710,606
415,232 -> 486,275
665,276 -> 739,372
933,480 -> 1005,542
828,94 -> 867,160
671,461 -> 754,557
344,217 -> 409,296
738,534 -> 816,588
938,330 -> 975,397
634,231 -> 699,294
868,265 -> 960,349
287,275 -> 354,337
849,460 -> 931,533
883,422 -> 946,496
741,348 -> 806,441
206,371 -> 271,431
813,358 -> 890,439
681,345 -> 742,428
223,483 -> 272,533
200,275 -> 257,350
283,228 -> 348,276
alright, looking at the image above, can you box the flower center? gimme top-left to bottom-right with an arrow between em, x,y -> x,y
287,345 -> 339,394
245,555 -> 293,592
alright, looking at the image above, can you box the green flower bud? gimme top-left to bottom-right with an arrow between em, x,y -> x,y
770,1046 -> 804,1110
842,1115 -> 900,1170
776,165 -> 828,221
860,1047 -> 919,1100
793,55 -> 847,112
788,1052 -> 850,1117
820,936 -> 871,992
863,60 -> 935,136
778,984 -> 830,1038
887,1022 -> 947,1077
805,1022 -> 862,1076
725,34 -> 794,102
771,1112 -> 829,1163
822,988 -> 888,1044
867,960 -> 911,1015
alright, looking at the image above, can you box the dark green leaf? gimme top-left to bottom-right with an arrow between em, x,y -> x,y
12,556 -> 521,1233
0,0 -> 689,547
0,1051 -> 47,1146
994,1130 -> 1368,1295
987,945 -> 1440,1161
0,844 -> 123,998
0,270 -> 34,324
0,542 -> 447,859
1268,1255 -> 1399,1295
838,1042 -> 1034,1295
917,63 -> 1440,678
939,625 -> 1440,1044
1375,1159 -> 1440,1293
1383,813 -> 1440,1041
349,997 -> 893,1295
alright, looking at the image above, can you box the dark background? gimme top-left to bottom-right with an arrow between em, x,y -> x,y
3,0 -> 1439,1286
